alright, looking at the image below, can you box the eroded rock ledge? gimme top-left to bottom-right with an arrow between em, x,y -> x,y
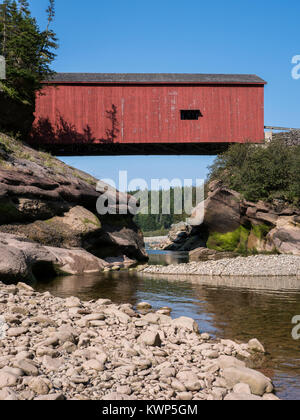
0,282 -> 279,401
0,133 -> 147,281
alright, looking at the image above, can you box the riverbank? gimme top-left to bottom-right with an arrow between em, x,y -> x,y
140,255 -> 300,277
0,281 -> 279,400
144,236 -> 167,250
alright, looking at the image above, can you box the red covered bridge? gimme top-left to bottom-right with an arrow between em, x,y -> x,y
30,73 -> 267,155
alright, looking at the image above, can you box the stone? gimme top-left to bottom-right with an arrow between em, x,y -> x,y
222,367 -> 273,396
189,185 -> 242,233
60,341 -> 77,353
104,308 -> 131,324
0,387 -> 19,400
17,282 -> 34,292
160,367 -> 176,378
42,356 -> 64,372
34,393 -> 65,401
16,359 -> 39,377
263,393 -> 280,401
171,379 -> 186,392
177,392 -> 193,401
248,339 -> 265,353
70,376 -> 89,384
202,350 -> 219,359
138,331 -> 162,347
176,371 -> 202,392
96,299 -> 112,306
137,302 -> 152,310
224,393 -> 263,401
28,377 -> 49,395
172,317 -> 199,333
116,385 -> 132,395
233,383 -> 252,395
82,359 -> 104,372
143,313 -> 161,324
7,327 -> 28,337
0,372 -> 18,389
2,367 -> 24,378
65,296 -> 81,308
0,233 -> 107,281
102,393 -> 137,401
217,355 -> 246,370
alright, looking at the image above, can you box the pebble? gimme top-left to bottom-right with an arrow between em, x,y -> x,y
0,281 -> 280,401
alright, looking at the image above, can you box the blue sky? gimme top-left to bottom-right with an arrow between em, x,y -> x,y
28,0 -> 300,189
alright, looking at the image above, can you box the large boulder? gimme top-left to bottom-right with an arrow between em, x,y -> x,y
189,184 -> 242,234
222,366 -> 273,396
0,233 -> 108,282
266,217 -> 300,256
0,206 -> 102,249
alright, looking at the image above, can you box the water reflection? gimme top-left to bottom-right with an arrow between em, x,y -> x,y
34,270 -> 300,400
147,250 -> 189,266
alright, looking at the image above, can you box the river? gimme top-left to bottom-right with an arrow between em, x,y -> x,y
34,250 -> 300,400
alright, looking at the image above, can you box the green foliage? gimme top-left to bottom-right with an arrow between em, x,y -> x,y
0,0 -> 58,105
252,224 -> 272,240
207,226 -> 250,253
130,187 -> 199,233
208,141 -> 300,205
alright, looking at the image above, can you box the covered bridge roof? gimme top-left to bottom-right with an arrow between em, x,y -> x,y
45,73 -> 267,85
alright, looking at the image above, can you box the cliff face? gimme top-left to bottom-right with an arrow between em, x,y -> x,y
0,133 -> 147,281
162,181 -> 300,257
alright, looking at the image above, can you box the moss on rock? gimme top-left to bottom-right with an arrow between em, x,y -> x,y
207,226 -> 251,253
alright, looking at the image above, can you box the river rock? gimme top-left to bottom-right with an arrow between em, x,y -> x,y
217,355 -> 246,370
222,366 -> 273,396
248,339 -> 265,353
0,372 -> 18,389
28,377 -> 49,395
138,331 -> 162,347
16,359 -> 39,377
171,379 -> 187,392
42,356 -> 64,372
83,359 -> 104,372
137,302 -> 152,310
224,393 -> 263,401
143,313 -> 161,325
176,371 -> 202,392
233,383 -> 252,395
65,296 -> 81,308
0,233 -> 107,281
172,317 -> 199,333
6,327 -> 28,337
34,393 -> 65,401
176,392 -> 193,400
0,387 -> 19,400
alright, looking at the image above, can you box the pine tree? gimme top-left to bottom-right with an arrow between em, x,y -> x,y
0,0 -> 58,104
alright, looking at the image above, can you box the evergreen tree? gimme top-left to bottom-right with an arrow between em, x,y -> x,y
0,0 -> 58,104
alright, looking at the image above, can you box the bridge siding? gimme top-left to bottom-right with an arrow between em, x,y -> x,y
32,82 -> 265,146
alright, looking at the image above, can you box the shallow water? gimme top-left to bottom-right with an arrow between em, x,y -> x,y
34,251 -> 300,400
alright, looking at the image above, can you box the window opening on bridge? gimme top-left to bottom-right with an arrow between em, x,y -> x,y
180,110 -> 202,120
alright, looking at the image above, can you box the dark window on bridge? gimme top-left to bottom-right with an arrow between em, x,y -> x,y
181,110 -> 202,120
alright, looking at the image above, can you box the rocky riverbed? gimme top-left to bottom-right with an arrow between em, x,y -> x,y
0,281 -> 279,401
140,255 -> 300,277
